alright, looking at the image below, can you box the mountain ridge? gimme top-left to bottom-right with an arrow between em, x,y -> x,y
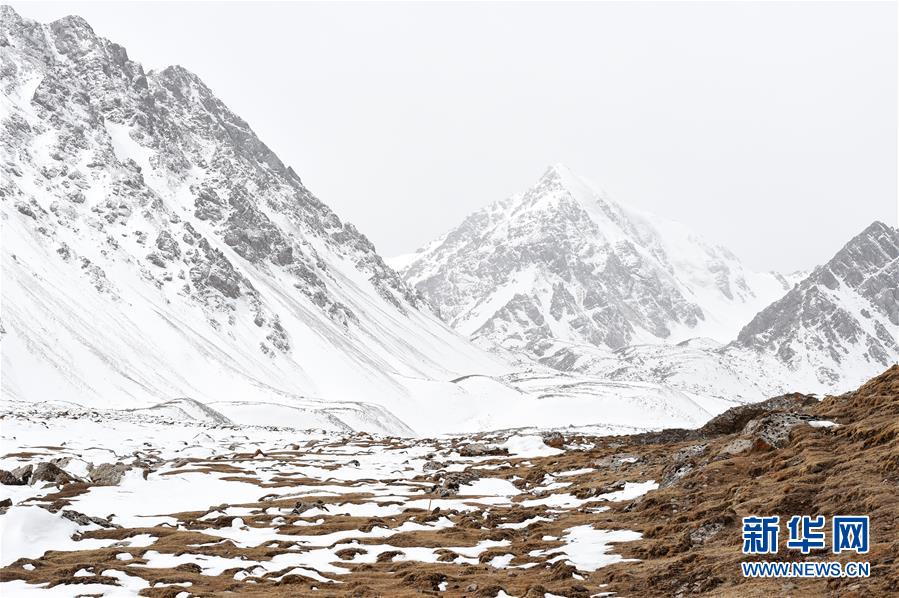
397,163 -> 794,356
538,220 -> 899,400
0,6 -> 510,435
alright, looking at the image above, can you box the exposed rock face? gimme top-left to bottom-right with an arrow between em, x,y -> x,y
0,6 -> 500,417
0,6 -> 418,323
397,164 -> 792,356
535,222 -> 899,400
696,392 -> 819,436
736,221 -> 899,385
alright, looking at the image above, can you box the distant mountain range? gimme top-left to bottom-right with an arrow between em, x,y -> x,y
396,167 -> 898,400
2,7 -> 895,435
395,164 -> 799,353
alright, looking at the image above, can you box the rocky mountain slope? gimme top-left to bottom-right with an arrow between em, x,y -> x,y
396,164 -> 793,357
1,7 -> 741,437
541,221 -> 899,400
734,220 -> 899,389
0,7 -> 515,434
396,164 -> 897,401
1,366 -> 895,596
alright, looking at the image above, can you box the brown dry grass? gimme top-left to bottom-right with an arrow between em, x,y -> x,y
1,367 -> 897,597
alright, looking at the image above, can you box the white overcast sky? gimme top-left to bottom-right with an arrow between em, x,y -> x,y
12,1 -> 898,271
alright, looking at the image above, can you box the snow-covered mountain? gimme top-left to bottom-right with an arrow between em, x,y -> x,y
2,8 -> 737,437
733,220 -> 899,388
539,221 -> 899,400
4,8 -> 890,438
396,164 -> 793,358
0,7 -> 517,435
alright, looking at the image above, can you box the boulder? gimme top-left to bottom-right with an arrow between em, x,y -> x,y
542,431 -> 564,448
438,471 -> 478,496
61,509 -> 118,528
30,462 -> 74,485
11,464 -> 33,484
459,443 -> 507,457
718,438 -> 753,458
697,393 -> 817,437
89,463 -> 128,486
742,413 -> 808,449
291,500 -> 327,515
0,469 -> 26,486
423,460 -> 446,471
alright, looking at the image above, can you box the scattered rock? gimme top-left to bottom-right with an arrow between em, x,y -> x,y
594,452 -> 642,469
542,431 -> 564,448
11,464 -> 33,484
438,471 -> 478,496
291,500 -> 327,516
459,442 -> 507,457
88,462 -> 128,486
0,469 -> 26,486
61,510 -> 118,528
30,462 -> 74,485
690,521 -> 725,545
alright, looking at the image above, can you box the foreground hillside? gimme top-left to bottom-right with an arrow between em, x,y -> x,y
1,366 -> 895,596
